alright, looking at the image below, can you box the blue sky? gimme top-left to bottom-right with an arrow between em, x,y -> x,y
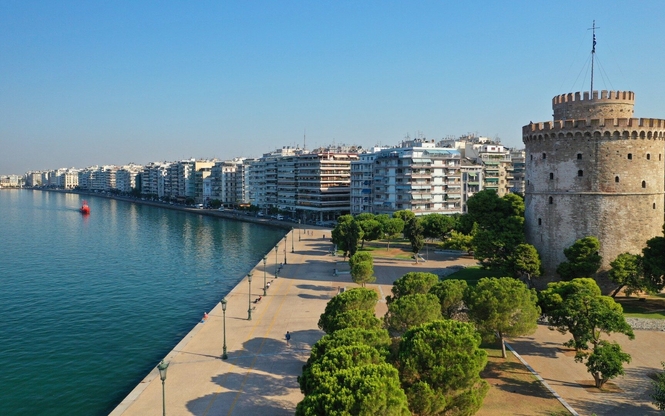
2,1 -> 665,174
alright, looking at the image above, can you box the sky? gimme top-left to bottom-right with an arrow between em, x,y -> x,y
2,1 -> 665,174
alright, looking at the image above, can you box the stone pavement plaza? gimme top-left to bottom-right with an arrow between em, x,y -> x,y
111,229 -> 476,416
111,226 -> 665,416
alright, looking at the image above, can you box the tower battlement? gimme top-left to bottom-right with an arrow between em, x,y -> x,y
552,90 -> 634,105
523,117 -> 665,137
552,90 -> 635,120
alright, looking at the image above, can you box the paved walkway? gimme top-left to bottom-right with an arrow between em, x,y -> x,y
509,325 -> 665,415
111,229 -> 470,416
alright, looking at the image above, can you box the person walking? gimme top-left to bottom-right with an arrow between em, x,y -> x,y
285,331 -> 291,346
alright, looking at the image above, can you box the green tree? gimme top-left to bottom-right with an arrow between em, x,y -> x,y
465,277 -> 540,358
384,293 -> 442,336
358,218 -> 383,248
405,217 -> 425,262
318,288 -> 378,334
584,341 -> 631,389
643,226 -> 665,292
441,229 -> 475,254
509,243 -> 542,288
393,210 -> 416,225
421,213 -> 455,240
386,272 -> 439,304
331,215 -> 364,258
398,320 -> 489,416
299,344 -> 385,395
539,278 -> 634,352
351,261 -> 376,288
296,363 -> 410,416
326,309 -> 383,333
383,218 -> 405,250
307,328 -> 392,365
651,362 -> 665,410
349,251 -> 373,268
556,236 -> 602,280
608,253 -> 648,297
429,279 -> 468,319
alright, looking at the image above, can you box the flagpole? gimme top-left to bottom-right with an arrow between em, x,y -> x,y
590,20 -> 596,95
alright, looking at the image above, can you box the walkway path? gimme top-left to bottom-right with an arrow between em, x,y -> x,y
110,229 -> 470,416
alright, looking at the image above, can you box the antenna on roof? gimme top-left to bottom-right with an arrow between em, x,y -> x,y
588,20 -> 599,95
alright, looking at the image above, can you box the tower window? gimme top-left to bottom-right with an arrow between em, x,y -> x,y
627,153 -> 633,160
647,153 -> 651,160
654,203 -> 657,210
660,154 -> 662,161
530,154 -> 533,160
642,180 -> 647,188
542,153 -> 546,159
578,170 -> 583,177
615,176 -> 620,183
577,153 -> 582,159
538,218 -> 542,226
549,196 -> 553,204
549,172 -> 554,180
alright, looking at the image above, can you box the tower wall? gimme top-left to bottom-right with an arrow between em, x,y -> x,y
523,113 -> 665,285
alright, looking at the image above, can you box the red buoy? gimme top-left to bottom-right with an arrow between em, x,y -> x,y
80,200 -> 90,215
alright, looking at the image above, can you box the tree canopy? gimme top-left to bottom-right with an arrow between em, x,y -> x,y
508,243 -> 542,287
429,279 -> 468,319
296,363 -> 410,416
584,341 -> 631,389
397,320 -> 489,416
608,252 -> 648,297
349,252 -> 375,287
465,277 -> 540,358
318,288 -> 378,334
556,236 -> 602,280
642,226 -> 665,292
331,215 -> 364,258
387,272 -> 439,304
405,217 -> 425,261
421,213 -> 455,240
384,293 -> 442,336
383,218 -> 405,250
538,278 -> 634,352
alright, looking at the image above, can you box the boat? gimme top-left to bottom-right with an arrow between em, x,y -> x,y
80,200 -> 90,215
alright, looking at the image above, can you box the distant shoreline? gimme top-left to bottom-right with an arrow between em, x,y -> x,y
33,188 -> 295,231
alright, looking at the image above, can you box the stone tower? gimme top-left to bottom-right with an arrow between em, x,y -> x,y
523,90 -> 665,283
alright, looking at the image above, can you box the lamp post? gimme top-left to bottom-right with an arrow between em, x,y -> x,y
263,256 -> 268,296
291,228 -> 295,253
275,242 -> 279,276
221,298 -> 228,359
283,236 -> 287,264
247,272 -> 253,320
157,360 -> 169,416
299,220 -> 302,241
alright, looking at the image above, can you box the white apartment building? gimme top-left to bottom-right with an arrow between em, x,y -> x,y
370,139 -> 463,216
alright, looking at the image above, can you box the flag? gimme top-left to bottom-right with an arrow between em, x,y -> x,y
593,34 -> 596,53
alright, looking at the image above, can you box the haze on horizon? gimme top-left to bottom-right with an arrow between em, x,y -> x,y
2,1 -> 665,174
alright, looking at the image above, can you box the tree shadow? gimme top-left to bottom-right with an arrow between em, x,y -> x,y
296,284 -> 333,292
298,293 -> 332,300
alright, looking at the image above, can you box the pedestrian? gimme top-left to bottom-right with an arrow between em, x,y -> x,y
285,331 -> 291,345
201,312 -> 209,323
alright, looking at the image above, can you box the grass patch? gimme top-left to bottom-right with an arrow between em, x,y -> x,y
477,345 -> 568,416
444,266 -> 506,285
616,295 -> 665,319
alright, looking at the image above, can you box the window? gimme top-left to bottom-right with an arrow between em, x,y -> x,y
578,170 -> 583,177
538,218 -> 542,226
577,153 -> 582,160
647,153 -> 651,160
548,196 -> 553,204
542,153 -> 546,159
654,203 -> 657,210
615,176 -> 619,183
549,172 -> 554,180
530,154 -> 533,160
660,154 -> 662,161
642,181 -> 646,188
627,153 -> 633,160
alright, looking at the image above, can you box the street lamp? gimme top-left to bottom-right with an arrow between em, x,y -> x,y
291,228 -> 295,253
283,236 -> 287,264
221,298 -> 228,359
247,272 -> 253,320
275,242 -> 279,276
263,256 -> 268,296
157,360 -> 169,416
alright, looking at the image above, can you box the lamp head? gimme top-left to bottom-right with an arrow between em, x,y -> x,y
221,297 -> 227,311
247,272 -> 253,283
157,360 -> 169,381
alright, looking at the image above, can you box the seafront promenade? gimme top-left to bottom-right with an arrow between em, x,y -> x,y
110,228 -> 476,415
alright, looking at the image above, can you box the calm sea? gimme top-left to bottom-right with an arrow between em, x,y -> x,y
0,190 -> 286,415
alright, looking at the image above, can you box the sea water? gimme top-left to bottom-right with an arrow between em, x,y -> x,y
0,190 -> 285,415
